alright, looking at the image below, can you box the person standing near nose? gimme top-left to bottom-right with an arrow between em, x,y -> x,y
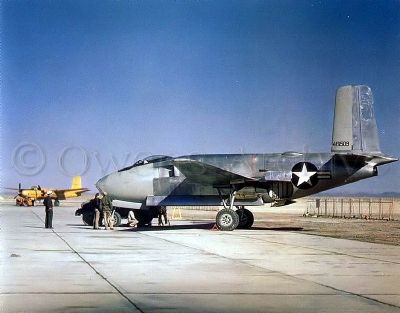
43,191 -> 54,229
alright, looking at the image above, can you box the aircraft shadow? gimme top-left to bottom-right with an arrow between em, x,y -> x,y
118,222 -> 216,232
62,223 -> 305,232
69,226 -> 96,229
24,226 -> 46,229
117,223 -> 305,232
249,226 -> 304,231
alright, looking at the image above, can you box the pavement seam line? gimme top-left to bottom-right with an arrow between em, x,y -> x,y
30,209 -> 145,313
237,231 -> 400,265
142,231 -> 400,310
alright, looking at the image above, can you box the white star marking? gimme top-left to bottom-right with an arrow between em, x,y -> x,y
293,163 -> 317,186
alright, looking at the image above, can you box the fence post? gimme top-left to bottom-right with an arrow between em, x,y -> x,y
340,198 -> 343,218
349,198 -> 352,218
391,198 -> 394,221
368,199 -> 372,219
333,199 -> 336,217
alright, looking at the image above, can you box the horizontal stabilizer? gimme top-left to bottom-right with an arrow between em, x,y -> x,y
333,153 -> 398,167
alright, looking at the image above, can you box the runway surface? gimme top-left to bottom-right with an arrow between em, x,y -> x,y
1,203 -> 400,312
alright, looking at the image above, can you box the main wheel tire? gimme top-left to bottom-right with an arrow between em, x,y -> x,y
216,209 -> 239,231
112,211 -> 122,227
54,200 -> 60,206
236,208 -> 254,229
82,213 -> 94,226
134,210 -> 154,227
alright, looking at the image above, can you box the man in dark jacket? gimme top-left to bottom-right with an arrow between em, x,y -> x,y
43,191 -> 53,229
93,193 -> 101,230
158,206 -> 168,226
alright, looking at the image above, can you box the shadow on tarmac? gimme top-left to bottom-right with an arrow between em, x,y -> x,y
118,222 -> 216,232
43,222 -> 305,232
250,226 -> 304,231
117,223 -> 305,232
24,226 -> 46,229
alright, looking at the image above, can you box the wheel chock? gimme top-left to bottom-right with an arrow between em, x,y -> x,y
210,224 -> 220,231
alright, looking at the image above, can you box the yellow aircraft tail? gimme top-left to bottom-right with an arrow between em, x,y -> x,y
70,176 -> 82,189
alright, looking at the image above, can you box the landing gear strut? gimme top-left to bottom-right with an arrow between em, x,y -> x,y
215,191 -> 254,231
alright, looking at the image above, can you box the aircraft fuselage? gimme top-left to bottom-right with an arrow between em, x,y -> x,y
96,152 -> 377,207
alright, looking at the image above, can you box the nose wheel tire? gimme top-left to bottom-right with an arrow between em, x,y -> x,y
236,208 -> 254,229
111,211 -> 122,227
216,209 -> 239,231
134,209 -> 154,227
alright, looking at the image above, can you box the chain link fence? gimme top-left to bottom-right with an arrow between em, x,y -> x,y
305,197 -> 399,220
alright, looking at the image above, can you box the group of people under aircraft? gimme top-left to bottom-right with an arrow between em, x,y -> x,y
90,192 -> 169,230
42,192 -> 168,229
92,192 -> 114,229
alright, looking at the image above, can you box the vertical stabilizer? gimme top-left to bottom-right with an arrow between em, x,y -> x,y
71,176 -> 82,189
331,85 -> 381,154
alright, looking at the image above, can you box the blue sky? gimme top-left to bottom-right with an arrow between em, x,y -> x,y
1,0 -> 399,193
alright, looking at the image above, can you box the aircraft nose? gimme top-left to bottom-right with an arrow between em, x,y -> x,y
96,172 -> 124,198
96,166 -> 154,202
95,175 -> 109,194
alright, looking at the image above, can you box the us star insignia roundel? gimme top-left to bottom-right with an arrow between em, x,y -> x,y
291,162 -> 319,189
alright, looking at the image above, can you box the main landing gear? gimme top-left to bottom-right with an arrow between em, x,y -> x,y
215,191 -> 254,231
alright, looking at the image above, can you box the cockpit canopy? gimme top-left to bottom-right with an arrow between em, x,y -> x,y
118,155 -> 173,172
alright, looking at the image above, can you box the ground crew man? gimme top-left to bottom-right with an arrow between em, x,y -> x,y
127,210 -> 138,227
93,193 -> 101,230
158,206 -> 168,226
101,192 -> 113,230
43,191 -> 53,229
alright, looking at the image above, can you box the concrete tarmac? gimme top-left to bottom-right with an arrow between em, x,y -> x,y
1,203 -> 400,313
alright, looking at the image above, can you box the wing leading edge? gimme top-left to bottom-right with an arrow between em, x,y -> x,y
173,158 -> 256,187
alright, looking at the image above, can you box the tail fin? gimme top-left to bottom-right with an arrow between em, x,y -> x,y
71,176 -> 82,189
331,85 -> 381,154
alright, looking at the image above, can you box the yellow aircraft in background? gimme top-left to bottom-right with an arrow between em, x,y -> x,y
5,176 -> 89,206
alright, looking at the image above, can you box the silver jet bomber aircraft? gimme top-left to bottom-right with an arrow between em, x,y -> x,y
96,85 -> 397,230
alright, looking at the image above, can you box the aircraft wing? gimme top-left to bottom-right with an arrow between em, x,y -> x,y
54,188 -> 89,193
62,188 -> 90,192
173,158 -> 256,186
53,188 -> 90,200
